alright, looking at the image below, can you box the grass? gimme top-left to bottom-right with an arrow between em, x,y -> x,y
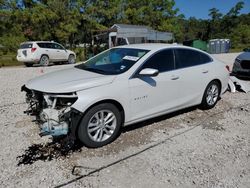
0,53 -> 23,67
229,48 -> 244,53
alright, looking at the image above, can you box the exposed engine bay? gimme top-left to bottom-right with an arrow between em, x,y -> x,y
21,85 -> 79,137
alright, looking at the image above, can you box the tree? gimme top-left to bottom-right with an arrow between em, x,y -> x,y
209,8 -> 222,20
227,1 -> 244,17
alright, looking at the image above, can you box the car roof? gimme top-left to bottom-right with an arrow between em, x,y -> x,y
116,43 -> 195,51
21,41 -> 57,44
115,43 -> 212,57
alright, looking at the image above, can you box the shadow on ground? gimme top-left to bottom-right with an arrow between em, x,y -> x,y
17,105 -> 202,166
17,138 -> 83,166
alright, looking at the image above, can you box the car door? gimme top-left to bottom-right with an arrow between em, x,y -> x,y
52,43 -> 68,61
173,48 -> 213,106
128,49 -> 183,121
43,42 -> 57,61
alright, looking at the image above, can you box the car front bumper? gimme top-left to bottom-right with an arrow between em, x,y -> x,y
21,85 -> 81,138
232,60 -> 250,79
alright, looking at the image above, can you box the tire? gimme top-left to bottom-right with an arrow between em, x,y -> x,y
200,80 -> 221,110
78,103 -> 122,148
68,54 -> 76,64
39,55 -> 49,66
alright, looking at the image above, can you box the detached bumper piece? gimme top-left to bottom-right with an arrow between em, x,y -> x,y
228,76 -> 250,93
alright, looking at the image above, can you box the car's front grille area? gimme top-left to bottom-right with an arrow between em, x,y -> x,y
241,60 -> 250,69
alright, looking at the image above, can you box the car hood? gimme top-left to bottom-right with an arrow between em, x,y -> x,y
25,67 -> 116,93
237,52 -> 250,61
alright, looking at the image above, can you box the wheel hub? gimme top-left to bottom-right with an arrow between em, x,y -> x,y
87,110 -> 117,142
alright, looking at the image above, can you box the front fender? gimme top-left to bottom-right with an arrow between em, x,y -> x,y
71,83 -> 130,122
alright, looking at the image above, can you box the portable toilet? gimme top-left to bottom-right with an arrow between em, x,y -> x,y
209,39 -> 216,54
220,39 -> 226,53
225,39 -> 230,53
209,39 -> 231,54
215,39 -> 221,54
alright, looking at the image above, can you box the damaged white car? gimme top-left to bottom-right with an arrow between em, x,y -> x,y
22,44 -> 229,148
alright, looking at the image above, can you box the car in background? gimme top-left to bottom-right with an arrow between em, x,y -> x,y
17,41 -> 76,67
232,48 -> 250,78
22,44 -> 229,148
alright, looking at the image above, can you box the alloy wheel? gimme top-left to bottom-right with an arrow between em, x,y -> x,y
206,84 -> 219,106
87,110 -> 117,142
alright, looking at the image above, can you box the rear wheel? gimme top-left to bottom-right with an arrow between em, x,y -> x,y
39,55 -> 49,66
201,80 -> 221,110
78,103 -> 122,148
68,54 -> 76,64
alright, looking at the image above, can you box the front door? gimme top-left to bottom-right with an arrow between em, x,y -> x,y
129,49 -> 182,122
52,43 -> 68,61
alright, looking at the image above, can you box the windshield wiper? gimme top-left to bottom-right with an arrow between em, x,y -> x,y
75,64 -> 117,75
84,67 -> 108,74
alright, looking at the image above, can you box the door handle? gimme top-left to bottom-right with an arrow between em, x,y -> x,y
202,70 -> 209,73
171,75 -> 179,80
57,50 -> 60,52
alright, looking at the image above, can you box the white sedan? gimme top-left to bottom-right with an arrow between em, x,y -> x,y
22,44 -> 229,147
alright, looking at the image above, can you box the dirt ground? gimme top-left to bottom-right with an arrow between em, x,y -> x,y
0,53 -> 249,188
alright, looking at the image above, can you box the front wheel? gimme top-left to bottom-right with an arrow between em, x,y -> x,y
68,54 -> 76,64
200,80 -> 221,110
78,103 -> 122,148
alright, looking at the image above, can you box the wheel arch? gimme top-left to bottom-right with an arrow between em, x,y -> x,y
69,53 -> 76,58
210,79 -> 222,94
76,99 -> 125,127
40,54 -> 50,60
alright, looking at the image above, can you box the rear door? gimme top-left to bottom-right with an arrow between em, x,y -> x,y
43,42 -> 57,60
173,48 -> 213,105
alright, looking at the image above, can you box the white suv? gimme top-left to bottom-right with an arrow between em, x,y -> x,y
17,41 -> 76,67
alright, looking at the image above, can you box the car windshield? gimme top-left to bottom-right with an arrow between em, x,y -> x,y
75,48 -> 149,75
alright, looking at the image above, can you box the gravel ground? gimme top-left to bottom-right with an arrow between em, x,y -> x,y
0,53 -> 249,188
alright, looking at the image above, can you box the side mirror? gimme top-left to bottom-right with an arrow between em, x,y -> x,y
139,68 -> 159,77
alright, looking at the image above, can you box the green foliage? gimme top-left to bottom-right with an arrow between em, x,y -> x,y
0,53 -> 21,67
229,24 -> 250,49
0,0 -> 249,56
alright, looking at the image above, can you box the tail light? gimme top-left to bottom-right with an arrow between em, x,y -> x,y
225,65 -> 230,72
31,48 -> 37,53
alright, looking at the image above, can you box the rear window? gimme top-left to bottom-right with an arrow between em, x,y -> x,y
19,43 -> 33,49
175,49 -> 212,69
37,42 -> 53,48
37,43 -> 46,48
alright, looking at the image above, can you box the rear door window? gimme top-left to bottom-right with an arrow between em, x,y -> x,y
141,49 -> 175,73
174,48 -> 212,69
19,43 -> 33,49
37,43 -> 46,48
45,43 -> 53,49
